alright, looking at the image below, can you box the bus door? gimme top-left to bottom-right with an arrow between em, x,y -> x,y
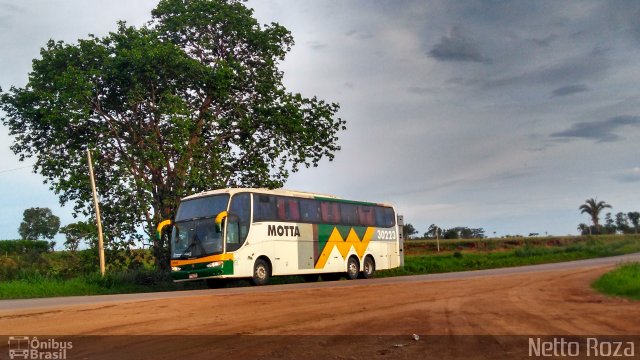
225,193 -> 251,252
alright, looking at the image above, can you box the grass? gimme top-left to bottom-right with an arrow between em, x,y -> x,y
0,270 -> 207,299
0,235 -> 639,299
592,262 -> 640,300
378,235 -> 640,277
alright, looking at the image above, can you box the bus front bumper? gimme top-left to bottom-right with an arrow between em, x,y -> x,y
170,259 -> 234,281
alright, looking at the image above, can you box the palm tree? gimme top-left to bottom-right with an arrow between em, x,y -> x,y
579,198 -> 611,234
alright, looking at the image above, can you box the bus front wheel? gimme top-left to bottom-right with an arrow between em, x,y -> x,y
252,258 -> 271,286
346,256 -> 360,280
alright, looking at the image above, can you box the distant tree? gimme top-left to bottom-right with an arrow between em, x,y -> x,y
470,228 -> 485,239
403,223 -> 418,239
440,226 -> 485,239
18,207 -> 60,240
579,198 -> 611,234
628,212 -> 640,234
615,212 -> 631,234
424,224 -> 442,239
443,228 -> 459,239
59,221 -> 98,252
603,212 -> 617,234
577,223 -> 590,236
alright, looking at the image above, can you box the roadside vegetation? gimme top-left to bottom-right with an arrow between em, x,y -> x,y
1,234 -> 639,299
379,235 -> 640,277
0,240 -> 207,299
592,262 -> 640,301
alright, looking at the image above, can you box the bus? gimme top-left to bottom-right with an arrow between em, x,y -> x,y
157,188 -> 404,287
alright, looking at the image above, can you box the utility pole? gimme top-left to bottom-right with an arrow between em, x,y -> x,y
87,149 -> 106,276
436,226 -> 440,253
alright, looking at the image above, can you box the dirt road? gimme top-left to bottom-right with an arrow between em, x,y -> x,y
1,255 -> 639,359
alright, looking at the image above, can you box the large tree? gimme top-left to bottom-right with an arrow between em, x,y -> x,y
0,0 -> 345,269
579,198 -> 611,234
19,207 -> 61,240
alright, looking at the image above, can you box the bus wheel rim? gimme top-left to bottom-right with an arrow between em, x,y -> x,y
256,266 -> 266,279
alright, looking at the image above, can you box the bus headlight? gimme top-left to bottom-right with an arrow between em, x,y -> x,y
206,261 -> 224,268
171,266 -> 181,272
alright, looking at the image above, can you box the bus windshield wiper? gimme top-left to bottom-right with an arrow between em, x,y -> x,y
178,234 -> 200,259
178,242 -> 195,259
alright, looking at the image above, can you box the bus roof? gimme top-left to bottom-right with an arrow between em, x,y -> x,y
181,188 -> 392,207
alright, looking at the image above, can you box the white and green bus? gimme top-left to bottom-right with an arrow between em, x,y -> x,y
158,188 -> 404,287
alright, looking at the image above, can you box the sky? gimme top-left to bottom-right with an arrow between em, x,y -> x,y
0,0 -> 639,240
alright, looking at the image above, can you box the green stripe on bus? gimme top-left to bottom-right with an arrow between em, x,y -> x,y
313,196 -> 378,206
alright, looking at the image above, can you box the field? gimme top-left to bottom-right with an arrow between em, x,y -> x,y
0,235 -> 639,299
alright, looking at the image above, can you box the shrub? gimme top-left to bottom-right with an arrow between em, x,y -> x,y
0,240 -> 49,254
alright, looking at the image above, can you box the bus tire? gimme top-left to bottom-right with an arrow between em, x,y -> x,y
346,256 -> 360,280
252,258 -> 270,286
360,256 -> 375,279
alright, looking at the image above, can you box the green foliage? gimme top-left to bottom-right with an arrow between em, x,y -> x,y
18,207 -> 60,240
628,212 -> 640,234
0,0 -> 345,270
403,223 -> 418,238
382,235 -> 640,277
59,221 -> 98,251
579,198 -> 612,233
422,224 -> 485,239
0,239 -> 50,254
592,263 -> 640,300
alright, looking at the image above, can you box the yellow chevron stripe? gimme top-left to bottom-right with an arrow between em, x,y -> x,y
314,226 -> 375,269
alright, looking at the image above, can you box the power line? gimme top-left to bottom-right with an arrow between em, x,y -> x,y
0,165 -> 32,175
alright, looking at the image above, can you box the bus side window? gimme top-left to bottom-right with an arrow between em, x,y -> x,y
254,195 -> 277,221
300,199 -> 321,223
383,207 -> 396,227
277,198 -> 287,220
358,205 -> 376,226
321,201 -> 340,224
340,203 -> 358,226
287,199 -> 300,221
275,197 -> 300,221
375,206 -> 396,228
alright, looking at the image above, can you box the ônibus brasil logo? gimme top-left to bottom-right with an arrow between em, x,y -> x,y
7,336 -> 72,360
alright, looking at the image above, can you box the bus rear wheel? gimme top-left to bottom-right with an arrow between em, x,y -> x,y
252,258 -> 271,286
346,256 -> 360,280
360,256 -> 375,279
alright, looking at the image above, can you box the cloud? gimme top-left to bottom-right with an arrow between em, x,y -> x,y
482,51 -> 608,89
614,167 -> 640,183
528,34 -> 558,47
428,26 -> 488,63
307,41 -> 327,50
345,29 -> 372,40
551,84 -> 589,97
0,2 -> 23,29
407,86 -> 435,95
550,115 -> 640,142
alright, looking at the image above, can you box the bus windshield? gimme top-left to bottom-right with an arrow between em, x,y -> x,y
171,194 -> 229,259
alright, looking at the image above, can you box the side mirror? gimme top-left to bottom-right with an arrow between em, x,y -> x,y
156,219 -> 173,240
214,211 -> 228,233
